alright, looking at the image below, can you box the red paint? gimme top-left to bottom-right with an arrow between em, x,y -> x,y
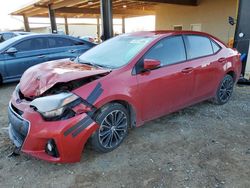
10,31 -> 242,163
143,59 -> 161,70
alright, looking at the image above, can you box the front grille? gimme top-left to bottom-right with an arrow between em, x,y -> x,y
8,103 -> 29,148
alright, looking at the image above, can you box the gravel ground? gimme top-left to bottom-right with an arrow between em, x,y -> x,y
0,83 -> 249,188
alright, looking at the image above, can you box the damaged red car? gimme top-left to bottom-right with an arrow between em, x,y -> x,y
8,31 -> 241,163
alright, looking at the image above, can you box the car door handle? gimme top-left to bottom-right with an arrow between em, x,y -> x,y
182,67 -> 194,74
38,55 -> 46,58
218,57 -> 226,63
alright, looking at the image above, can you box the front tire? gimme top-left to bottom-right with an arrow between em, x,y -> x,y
213,74 -> 234,105
90,103 -> 129,153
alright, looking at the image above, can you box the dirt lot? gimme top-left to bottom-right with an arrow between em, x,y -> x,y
0,83 -> 249,188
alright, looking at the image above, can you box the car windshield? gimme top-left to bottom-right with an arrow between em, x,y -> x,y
0,35 -> 24,51
78,35 -> 155,69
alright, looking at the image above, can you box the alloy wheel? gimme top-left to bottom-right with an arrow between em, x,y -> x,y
98,110 -> 128,149
218,76 -> 234,103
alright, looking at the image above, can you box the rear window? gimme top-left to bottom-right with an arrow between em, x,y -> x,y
48,37 -> 81,48
185,35 -> 213,59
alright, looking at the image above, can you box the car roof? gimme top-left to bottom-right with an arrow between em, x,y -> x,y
0,32 -> 12,34
126,30 -> 226,46
0,31 -> 30,34
127,30 -> 212,37
2,33 -> 80,44
14,32 -> 31,35
0,33 -> 90,52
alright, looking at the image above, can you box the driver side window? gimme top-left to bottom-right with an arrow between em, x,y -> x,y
14,38 -> 48,52
144,36 -> 187,66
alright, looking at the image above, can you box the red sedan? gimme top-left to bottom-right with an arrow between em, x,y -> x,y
8,31 -> 241,163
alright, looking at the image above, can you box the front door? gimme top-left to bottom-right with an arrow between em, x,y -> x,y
4,38 -> 48,80
136,36 -> 195,121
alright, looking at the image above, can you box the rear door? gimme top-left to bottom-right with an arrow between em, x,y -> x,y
136,36 -> 195,121
46,37 -> 90,61
4,37 -> 48,80
183,35 -> 223,101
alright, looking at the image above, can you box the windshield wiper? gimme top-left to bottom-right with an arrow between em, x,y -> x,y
81,61 -> 100,68
75,57 -> 100,68
76,57 -> 113,69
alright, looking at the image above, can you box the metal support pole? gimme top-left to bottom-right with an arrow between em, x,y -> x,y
23,15 -> 30,32
234,0 -> 250,77
122,17 -> 125,34
48,4 -> 58,34
100,0 -> 113,40
64,17 -> 69,35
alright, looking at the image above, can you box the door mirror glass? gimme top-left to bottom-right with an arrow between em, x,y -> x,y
6,47 -> 18,54
143,59 -> 161,71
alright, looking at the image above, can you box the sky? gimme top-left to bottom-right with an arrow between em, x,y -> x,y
0,0 -> 155,32
0,0 -> 34,31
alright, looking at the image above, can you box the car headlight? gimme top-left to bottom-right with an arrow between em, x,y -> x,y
30,92 -> 80,119
41,107 -> 65,118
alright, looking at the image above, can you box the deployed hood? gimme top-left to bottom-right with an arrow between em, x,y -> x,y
19,59 -> 110,98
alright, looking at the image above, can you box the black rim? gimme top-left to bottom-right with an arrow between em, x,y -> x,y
219,76 -> 234,103
98,110 -> 127,149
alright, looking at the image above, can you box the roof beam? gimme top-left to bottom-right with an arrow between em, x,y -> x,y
51,0 -> 88,9
56,7 -> 155,16
137,0 -> 199,6
25,7 -> 48,17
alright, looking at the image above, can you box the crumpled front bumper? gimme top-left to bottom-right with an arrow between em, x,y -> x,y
8,104 -> 29,148
8,101 -> 99,163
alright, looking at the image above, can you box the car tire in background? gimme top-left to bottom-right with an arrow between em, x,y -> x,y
90,103 -> 129,153
213,74 -> 234,105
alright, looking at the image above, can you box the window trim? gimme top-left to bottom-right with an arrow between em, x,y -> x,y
133,35 -> 188,75
210,38 -> 222,54
183,34 -> 222,61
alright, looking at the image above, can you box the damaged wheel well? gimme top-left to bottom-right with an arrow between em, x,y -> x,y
93,100 -> 136,128
226,71 -> 236,82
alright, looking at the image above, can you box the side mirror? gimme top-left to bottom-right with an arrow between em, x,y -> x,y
6,47 -> 18,54
143,59 -> 161,71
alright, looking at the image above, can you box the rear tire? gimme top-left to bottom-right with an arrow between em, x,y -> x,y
90,103 -> 129,153
213,74 -> 234,105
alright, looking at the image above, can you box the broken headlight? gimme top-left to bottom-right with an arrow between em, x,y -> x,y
41,107 -> 65,118
30,92 -> 80,120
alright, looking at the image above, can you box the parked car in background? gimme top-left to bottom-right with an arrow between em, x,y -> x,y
0,34 -> 95,84
0,32 -> 31,43
80,36 -> 96,43
8,31 -> 241,163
